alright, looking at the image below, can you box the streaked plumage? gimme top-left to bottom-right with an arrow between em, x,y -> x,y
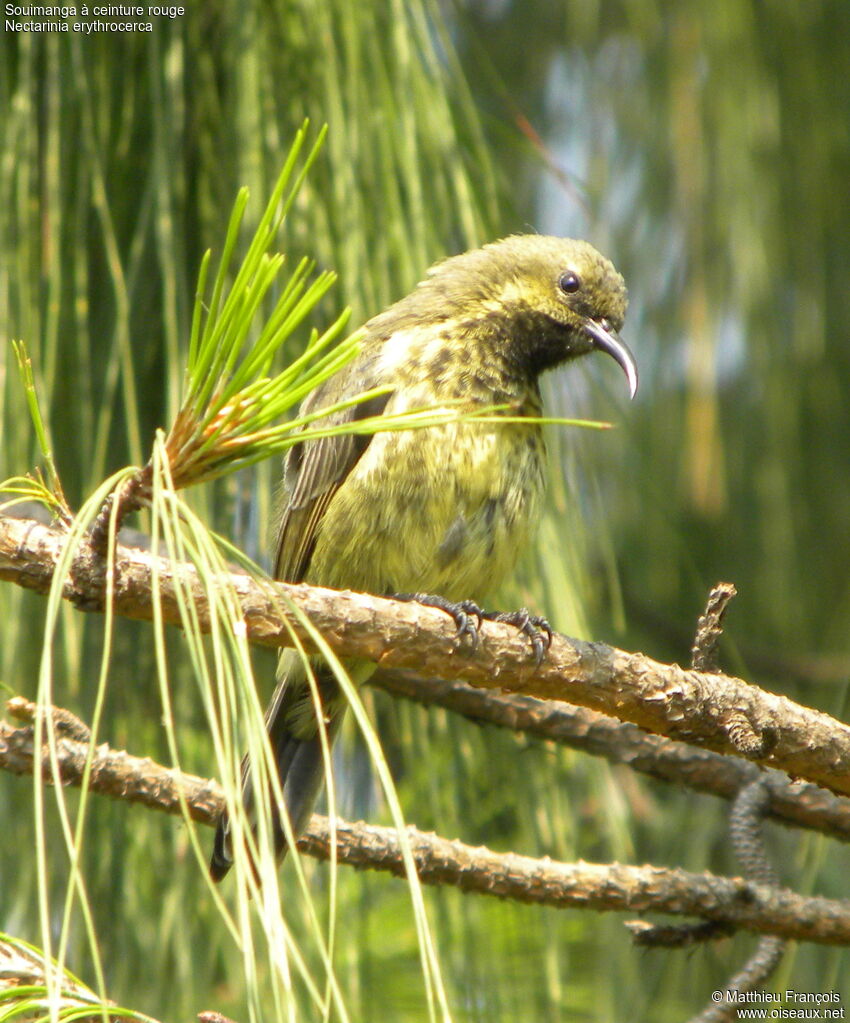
211,235 -> 635,881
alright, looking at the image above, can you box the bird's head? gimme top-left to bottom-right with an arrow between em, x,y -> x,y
426,235 -> 637,397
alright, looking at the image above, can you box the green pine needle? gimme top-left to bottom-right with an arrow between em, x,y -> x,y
4,342 -> 71,519
159,122 -> 611,499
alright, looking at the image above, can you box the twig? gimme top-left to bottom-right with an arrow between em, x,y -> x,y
88,465 -> 152,556
2,513 -> 850,798
0,931 -> 122,1017
685,587 -> 785,1022
3,698 -> 850,944
624,919 -> 734,948
7,694 -> 92,741
689,779 -> 787,1023
372,669 -> 850,844
691,582 -> 737,672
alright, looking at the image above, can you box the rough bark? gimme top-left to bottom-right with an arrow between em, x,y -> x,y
3,701 -> 849,946
2,513 -> 850,800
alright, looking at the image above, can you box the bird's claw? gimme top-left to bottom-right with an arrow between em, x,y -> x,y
482,607 -> 552,665
395,593 -> 551,664
452,599 -> 485,646
395,593 -> 484,647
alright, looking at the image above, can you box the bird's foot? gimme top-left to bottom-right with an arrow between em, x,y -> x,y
394,594 -> 551,663
395,592 -> 483,647
481,607 -> 552,665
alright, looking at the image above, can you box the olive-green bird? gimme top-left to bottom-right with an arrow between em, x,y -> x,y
210,234 -> 637,881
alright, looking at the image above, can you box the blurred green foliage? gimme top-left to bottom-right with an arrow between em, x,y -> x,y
2,0 -> 849,1019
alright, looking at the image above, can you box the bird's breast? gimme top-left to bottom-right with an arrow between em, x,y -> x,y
305,411 -> 546,602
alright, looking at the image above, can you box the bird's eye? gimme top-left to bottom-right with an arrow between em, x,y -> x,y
558,271 -> 581,294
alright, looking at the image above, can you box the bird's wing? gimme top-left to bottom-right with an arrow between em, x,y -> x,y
274,388 -> 391,582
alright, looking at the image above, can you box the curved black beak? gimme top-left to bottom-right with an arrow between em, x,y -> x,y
584,318 -> 639,399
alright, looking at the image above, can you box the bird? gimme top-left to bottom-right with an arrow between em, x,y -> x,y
210,234 -> 637,881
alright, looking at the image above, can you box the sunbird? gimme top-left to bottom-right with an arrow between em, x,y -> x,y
211,234 -> 637,881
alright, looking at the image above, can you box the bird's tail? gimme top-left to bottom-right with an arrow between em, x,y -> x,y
210,652 -> 346,883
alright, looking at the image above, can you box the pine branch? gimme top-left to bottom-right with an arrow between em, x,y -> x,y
0,931 -> 130,1018
2,697 -> 850,946
2,512 -> 850,802
371,669 -> 850,844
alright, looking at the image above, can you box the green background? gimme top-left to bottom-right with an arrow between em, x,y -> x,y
2,1 -> 849,1019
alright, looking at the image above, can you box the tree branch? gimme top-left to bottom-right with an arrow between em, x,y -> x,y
3,513 -> 850,801
372,668 -> 850,844
2,697 -> 850,946
0,931 -> 122,1016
